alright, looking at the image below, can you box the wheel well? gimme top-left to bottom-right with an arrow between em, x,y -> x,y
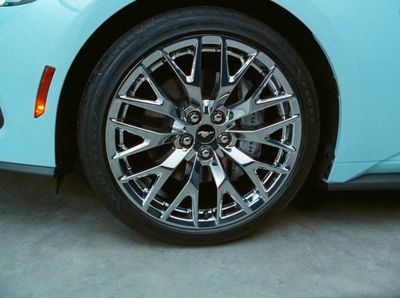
56,0 -> 339,182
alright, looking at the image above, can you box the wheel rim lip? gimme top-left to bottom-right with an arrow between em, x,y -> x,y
104,33 -> 302,230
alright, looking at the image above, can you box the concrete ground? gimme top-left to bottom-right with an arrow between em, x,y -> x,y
0,170 -> 399,298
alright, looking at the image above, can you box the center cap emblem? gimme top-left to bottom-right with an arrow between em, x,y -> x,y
196,125 -> 216,144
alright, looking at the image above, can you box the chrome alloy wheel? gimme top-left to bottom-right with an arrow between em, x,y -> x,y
105,35 -> 302,229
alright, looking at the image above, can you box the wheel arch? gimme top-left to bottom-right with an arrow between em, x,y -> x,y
56,0 -> 339,183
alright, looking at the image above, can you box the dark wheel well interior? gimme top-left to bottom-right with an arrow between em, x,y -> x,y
56,0 -> 339,183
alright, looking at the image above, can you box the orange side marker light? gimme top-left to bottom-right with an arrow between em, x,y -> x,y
34,66 -> 56,118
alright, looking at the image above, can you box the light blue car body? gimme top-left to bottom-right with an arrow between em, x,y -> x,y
1,0 -> 400,185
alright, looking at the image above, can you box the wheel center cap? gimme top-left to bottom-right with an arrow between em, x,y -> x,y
196,125 -> 216,144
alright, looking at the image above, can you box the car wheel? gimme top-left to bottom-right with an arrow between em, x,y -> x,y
78,7 -> 320,245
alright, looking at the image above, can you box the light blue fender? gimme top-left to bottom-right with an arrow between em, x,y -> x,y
1,0 -> 400,183
0,0 -> 133,168
273,0 -> 400,182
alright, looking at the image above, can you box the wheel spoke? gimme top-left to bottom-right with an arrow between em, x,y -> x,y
225,146 -> 289,174
228,66 -> 295,122
120,149 -> 191,208
116,65 -> 183,121
228,115 -> 300,152
109,118 -> 179,159
208,154 -> 251,221
213,37 -> 258,106
262,139 -> 296,153
161,156 -> 201,227
222,146 -> 289,200
162,38 -> 203,107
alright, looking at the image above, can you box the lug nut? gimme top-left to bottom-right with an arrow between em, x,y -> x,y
199,147 -> 212,160
180,134 -> 194,148
218,133 -> 231,146
211,110 -> 226,124
187,111 -> 201,125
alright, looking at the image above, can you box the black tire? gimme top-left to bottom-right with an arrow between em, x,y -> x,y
78,7 -> 320,245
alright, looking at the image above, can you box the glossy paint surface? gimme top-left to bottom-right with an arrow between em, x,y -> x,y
0,0 -> 399,183
273,0 -> 400,182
